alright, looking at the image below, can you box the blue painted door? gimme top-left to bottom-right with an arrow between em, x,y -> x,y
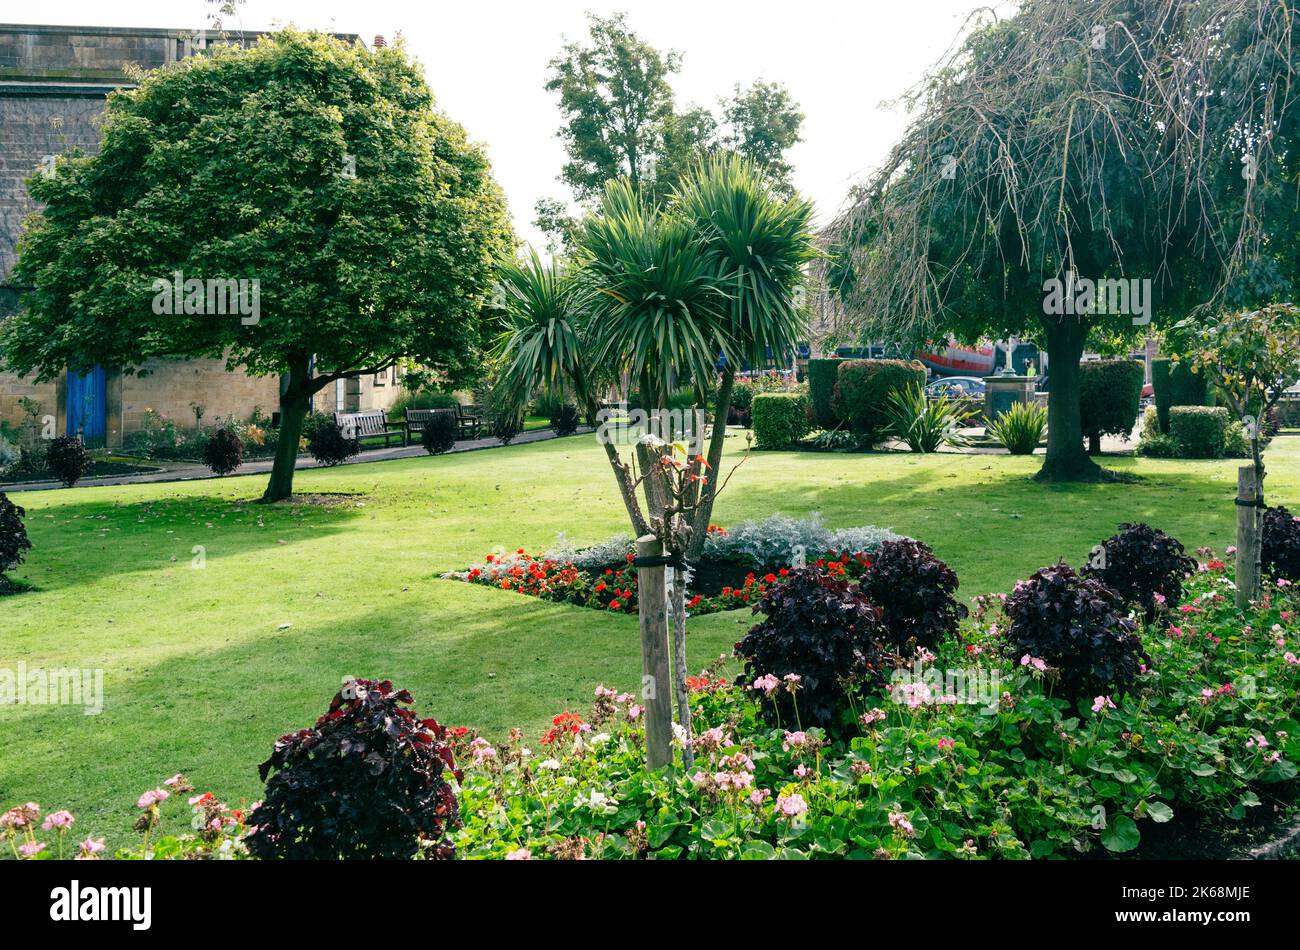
66,366 -> 107,445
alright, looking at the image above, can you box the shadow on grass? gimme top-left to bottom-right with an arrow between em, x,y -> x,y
9,490 -> 367,593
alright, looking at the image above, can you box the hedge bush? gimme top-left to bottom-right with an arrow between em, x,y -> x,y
1079,360 -> 1144,453
807,358 -> 843,429
752,392 -> 810,449
832,359 -> 926,439
1169,406 -> 1230,458
1152,358 -> 1207,433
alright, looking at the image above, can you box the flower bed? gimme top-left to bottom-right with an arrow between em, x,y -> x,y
448,562 -> 1299,859
444,514 -> 901,615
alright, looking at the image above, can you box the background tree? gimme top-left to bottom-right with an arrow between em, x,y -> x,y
718,81 -> 804,196
3,30 -> 513,501
821,0 -> 1296,482
1172,304 -> 1300,604
537,13 -> 805,251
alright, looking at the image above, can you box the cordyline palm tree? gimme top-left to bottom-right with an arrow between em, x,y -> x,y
492,161 -> 814,766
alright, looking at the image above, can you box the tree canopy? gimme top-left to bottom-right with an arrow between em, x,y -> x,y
820,0 -> 1298,480
4,30 -> 513,500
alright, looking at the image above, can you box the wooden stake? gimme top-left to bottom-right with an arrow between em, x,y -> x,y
1236,465 -> 1260,609
636,534 -> 674,770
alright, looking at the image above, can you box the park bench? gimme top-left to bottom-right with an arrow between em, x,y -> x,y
404,407 -> 459,444
456,404 -> 484,439
335,410 -> 406,448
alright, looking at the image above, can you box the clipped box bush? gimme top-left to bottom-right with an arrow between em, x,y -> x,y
752,392 -> 810,449
1151,358 -> 1207,433
832,359 -> 926,440
1169,405 -> 1230,458
807,358 -> 843,429
1079,359 -> 1144,453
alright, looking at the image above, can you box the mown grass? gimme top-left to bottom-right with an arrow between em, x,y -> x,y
2,431 -> 1297,849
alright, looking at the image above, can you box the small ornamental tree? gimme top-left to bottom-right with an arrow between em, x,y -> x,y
1173,304 -> 1300,603
245,678 -> 461,860
3,31 -> 512,502
1079,360 -> 1144,454
0,492 -> 32,591
202,427 -> 244,476
45,436 -> 91,488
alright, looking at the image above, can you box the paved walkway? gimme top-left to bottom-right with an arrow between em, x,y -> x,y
1,426 -> 588,493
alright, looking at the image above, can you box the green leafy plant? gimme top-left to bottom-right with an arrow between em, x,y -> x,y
987,401 -> 1047,455
751,392 -> 809,449
883,380 -> 969,453
1079,359 -> 1144,454
807,358 -> 843,429
831,359 -> 926,441
1168,406 -> 1230,458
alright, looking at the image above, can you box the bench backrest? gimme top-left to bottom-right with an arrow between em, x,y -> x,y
405,408 -> 457,430
335,411 -> 388,437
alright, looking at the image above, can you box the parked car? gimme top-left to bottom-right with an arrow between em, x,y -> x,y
926,376 -> 986,398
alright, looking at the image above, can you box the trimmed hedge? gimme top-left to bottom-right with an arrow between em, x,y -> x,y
1152,358 -> 1207,434
832,359 -> 926,439
1169,406 -> 1230,458
752,392 -> 810,450
1080,360 -> 1144,453
807,358 -> 843,429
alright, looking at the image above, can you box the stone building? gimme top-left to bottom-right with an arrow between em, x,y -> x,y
0,23 -> 396,449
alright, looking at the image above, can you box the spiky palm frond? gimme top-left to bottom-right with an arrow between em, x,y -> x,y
579,179 -> 731,404
675,153 -> 818,371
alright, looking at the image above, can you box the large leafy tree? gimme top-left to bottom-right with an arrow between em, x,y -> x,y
3,30 -> 513,501
537,13 -> 804,249
823,0 -> 1296,481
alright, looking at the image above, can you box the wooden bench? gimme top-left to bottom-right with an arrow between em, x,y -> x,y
456,404 -> 483,439
404,407 -> 458,444
336,410 -> 406,448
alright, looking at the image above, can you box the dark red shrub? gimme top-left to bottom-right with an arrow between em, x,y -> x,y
1004,563 -> 1147,701
245,678 -> 461,860
303,414 -> 359,466
1081,523 -> 1196,620
0,492 -> 32,589
735,568 -> 889,730
1262,506 -> 1300,582
857,538 -> 966,653
421,411 -> 458,455
45,436 -> 91,487
202,427 -> 244,475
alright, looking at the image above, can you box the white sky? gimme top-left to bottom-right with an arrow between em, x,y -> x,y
7,0 -> 1014,248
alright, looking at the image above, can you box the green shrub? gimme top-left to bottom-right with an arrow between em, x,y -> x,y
883,381 -> 969,453
1169,406 -> 1229,458
807,358 -> 843,429
987,401 -> 1046,455
1079,360 -> 1143,453
1151,358 -> 1207,433
832,359 -> 926,440
549,404 -> 581,437
752,392 -> 810,449
387,388 -> 461,422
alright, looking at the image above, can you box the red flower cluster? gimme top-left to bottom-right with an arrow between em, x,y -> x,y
540,711 -> 587,745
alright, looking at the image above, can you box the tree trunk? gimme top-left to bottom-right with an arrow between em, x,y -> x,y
668,566 -> 694,768
1236,464 -> 1261,608
686,368 -> 735,562
261,356 -> 312,503
1035,318 -> 1102,482
1088,433 -> 1101,455
635,535 -> 674,770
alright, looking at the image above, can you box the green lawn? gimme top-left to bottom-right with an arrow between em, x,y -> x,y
3,432 -> 1298,848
